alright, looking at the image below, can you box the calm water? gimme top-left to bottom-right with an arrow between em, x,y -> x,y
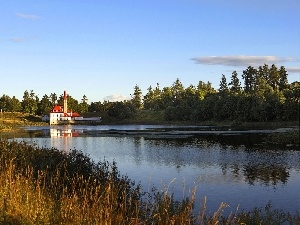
10,125 -> 300,215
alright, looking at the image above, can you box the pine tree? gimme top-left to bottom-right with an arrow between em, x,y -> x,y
219,74 -> 229,95
242,66 -> 257,94
131,84 -> 142,109
278,66 -> 288,91
228,71 -> 241,94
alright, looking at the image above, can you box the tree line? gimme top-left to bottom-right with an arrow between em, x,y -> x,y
0,64 -> 299,122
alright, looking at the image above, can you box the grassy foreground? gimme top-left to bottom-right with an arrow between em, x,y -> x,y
0,140 -> 299,225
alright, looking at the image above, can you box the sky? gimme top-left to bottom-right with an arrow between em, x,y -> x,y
1,0 -> 300,103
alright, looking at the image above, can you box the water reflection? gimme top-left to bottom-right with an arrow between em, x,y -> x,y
50,128 -> 82,137
243,164 -> 289,186
11,126 -> 300,214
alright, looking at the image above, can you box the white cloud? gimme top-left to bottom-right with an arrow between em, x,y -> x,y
191,55 -> 297,67
286,67 -> 300,74
103,94 -> 130,102
10,37 -> 24,43
16,13 -> 39,20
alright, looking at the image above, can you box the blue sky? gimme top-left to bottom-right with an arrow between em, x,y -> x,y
1,0 -> 300,103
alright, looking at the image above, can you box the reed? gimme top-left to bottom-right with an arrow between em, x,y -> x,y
0,140 -> 299,224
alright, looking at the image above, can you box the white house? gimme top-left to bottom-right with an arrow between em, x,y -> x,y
49,90 -> 101,125
50,91 -> 82,125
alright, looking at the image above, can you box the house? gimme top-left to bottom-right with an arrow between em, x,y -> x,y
50,91 -> 83,125
42,114 -> 50,121
49,91 -> 101,125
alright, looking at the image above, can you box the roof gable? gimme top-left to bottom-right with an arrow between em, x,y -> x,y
51,105 -> 63,112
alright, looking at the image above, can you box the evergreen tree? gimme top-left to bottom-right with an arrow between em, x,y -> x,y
160,86 -> 172,109
131,84 -> 142,109
153,83 -> 162,109
10,96 -> 22,112
242,66 -> 257,94
89,101 -> 103,112
143,86 -> 154,110
228,71 -> 241,94
50,93 -> 57,106
219,74 -> 229,94
171,78 -> 184,106
196,81 -> 216,100
78,95 -> 89,113
278,66 -> 288,91
183,85 -> 197,106
269,64 -> 280,90
37,94 -> 52,115
257,64 -> 269,81
22,90 -> 38,114
0,94 -> 11,112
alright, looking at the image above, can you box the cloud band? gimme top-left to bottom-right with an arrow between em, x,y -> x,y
191,55 -> 297,67
16,13 -> 39,20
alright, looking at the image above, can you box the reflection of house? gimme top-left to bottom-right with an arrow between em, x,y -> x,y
49,91 -> 101,125
50,128 -> 81,137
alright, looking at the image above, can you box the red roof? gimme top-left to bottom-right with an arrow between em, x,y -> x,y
50,105 -> 81,117
70,112 -> 81,117
51,105 -> 63,112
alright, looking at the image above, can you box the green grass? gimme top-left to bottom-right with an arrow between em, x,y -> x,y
0,140 -> 299,224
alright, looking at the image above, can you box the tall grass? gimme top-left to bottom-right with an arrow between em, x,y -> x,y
0,140 -> 299,224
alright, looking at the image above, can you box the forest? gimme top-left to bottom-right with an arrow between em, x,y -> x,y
0,64 -> 299,122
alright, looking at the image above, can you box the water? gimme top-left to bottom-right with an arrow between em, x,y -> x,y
9,125 -> 300,215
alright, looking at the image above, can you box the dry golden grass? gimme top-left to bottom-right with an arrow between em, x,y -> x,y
0,140 -> 299,225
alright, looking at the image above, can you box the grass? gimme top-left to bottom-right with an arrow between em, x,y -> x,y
0,112 -> 47,130
0,140 -> 299,224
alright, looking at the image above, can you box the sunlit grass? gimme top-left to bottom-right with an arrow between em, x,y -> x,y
0,140 -> 299,224
0,112 -> 47,130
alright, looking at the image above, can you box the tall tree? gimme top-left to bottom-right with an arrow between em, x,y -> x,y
37,94 -> 52,115
89,101 -> 103,112
143,86 -> 154,110
183,85 -> 197,106
10,96 -> 22,112
242,66 -> 257,94
131,84 -> 142,109
269,64 -> 280,90
219,74 -> 229,95
22,90 -> 38,114
257,64 -> 269,81
0,94 -> 11,112
78,95 -> 89,113
228,71 -> 241,94
50,93 -> 57,106
196,81 -> 215,100
171,78 -> 184,106
278,66 -> 288,91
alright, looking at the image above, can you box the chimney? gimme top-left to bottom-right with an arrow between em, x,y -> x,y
63,90 -> 67,114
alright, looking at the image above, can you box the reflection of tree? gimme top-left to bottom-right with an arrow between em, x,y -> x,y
243,164 -> 289,185
133,137 -> 143,165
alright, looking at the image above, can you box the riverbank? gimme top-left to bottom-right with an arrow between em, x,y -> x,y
1,111 -> 299,129
1,140 -> 299,224
1,112 -> 299,147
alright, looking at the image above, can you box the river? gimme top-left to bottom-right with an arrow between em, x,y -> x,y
8,124 -> 300,215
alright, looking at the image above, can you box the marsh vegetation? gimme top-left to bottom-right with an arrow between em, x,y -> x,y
0,140 -> 299,224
